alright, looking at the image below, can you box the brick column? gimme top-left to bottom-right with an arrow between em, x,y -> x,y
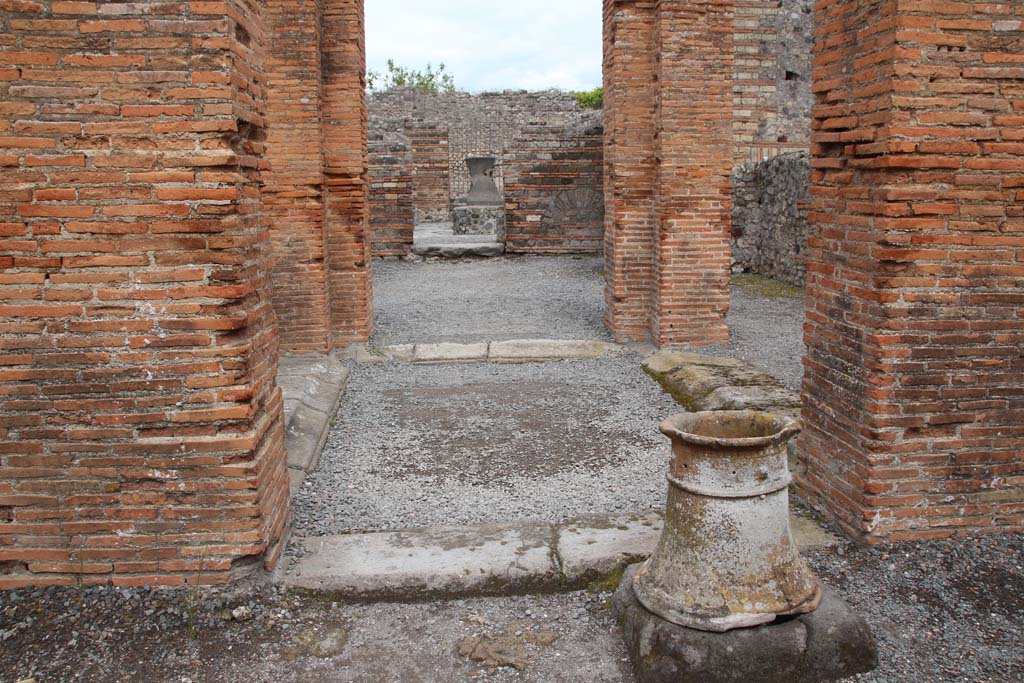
265,0 -> 331,353
603,0 -> 733,346
0,0 -> 290,587
322,0 -> 372,345
603,0 -> 659,341
653,0 -> 734,346
797,0 -> 1024,541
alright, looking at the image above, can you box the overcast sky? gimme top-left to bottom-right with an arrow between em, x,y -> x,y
365,1 -> 603,93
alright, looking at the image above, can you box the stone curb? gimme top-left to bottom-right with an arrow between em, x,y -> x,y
278,354 -> 350,496
281,511 -> 839,600
336,339 -> 626,365
643,350 -> 801,417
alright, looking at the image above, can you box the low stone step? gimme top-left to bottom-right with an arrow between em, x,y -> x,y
412,241 -> 505,258
280,511 -> 840,600
278,354 -> 350,496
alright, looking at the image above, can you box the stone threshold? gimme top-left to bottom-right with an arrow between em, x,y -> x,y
337,339 -> 628,364
279,512 -> 839,601
278,354 -> 351,496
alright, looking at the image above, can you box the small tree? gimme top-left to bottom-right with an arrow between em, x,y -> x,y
571,87 -> 603,110
367,59 -> 457,94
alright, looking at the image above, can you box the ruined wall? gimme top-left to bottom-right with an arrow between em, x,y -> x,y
731,152 -> 810,286
733,0 -> 814,163
796,0 -> 1024,541
503,114 -> 605,254
407,121 -> 449,223
368,130 -> 413,256
370,88 -> 587,201
0,0 -> 290,587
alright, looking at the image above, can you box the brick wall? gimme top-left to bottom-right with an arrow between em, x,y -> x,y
407,121 -> 449,224
264,0 -> 330,353
796,0 -> 1024,541
0,0 -> 290,587
503,115 -> 605,254
602,0 -> 658,342
603,0 -> 734,346
322,0 -> 372,344
368,129 -> 413,256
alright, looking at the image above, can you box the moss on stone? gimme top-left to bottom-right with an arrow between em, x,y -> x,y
733,273 -> 804,299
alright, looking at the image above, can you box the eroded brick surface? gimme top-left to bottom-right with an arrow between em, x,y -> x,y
0,0 -> 291,588
796,0 -> 1024,541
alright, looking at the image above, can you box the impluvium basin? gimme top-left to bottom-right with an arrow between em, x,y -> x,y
633,410 -> 822,632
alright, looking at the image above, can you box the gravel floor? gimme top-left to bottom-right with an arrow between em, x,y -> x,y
702,280 -> 806,390
371,256 -> 806,389
292,353 -> 681,534
371,255 -> 610,346
0,585 -> 631,683
2,535 -> 1020,683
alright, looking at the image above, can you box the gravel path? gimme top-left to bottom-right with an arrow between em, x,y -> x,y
806,533 -> 1024,682
371,255 -> 610,346
703,281 -> 806,390
292,353 -> 681,534
2,536 -> 1019,682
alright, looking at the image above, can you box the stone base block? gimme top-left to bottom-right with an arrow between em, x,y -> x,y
452,204 -> 505,238
612,564 -> 876,683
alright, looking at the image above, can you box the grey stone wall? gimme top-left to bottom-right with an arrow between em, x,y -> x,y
369,88 -> 587,201
731,152 -> 810,287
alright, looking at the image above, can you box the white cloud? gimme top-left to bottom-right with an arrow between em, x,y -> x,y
365,0 -> 602,93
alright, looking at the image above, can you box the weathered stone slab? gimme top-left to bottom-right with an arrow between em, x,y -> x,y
413,241 -> 506,258
285,523 -> 559,599
335,344 -> 415,364
489,339 -> 622,363
613,564 -> 877,683
413,342 -> 489,363
556,512 -> 664,586
643,350 -> 800,417
278,355 -> 350,490
556,511 -> 839,589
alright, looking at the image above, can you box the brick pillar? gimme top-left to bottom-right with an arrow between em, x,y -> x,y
797,0 -> 1024,541
603,0 -> 659,342
603,0 -> 733,346
0,0 -> 290,587
322,0 -> 372,345
264,0 -> 331,354
653,0 -> 733,346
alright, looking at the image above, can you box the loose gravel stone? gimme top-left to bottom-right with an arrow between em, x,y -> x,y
291,354 -> 681,535
371,255 -> 610,346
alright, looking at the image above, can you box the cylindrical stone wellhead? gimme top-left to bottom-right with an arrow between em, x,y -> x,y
633,410 -> 822,632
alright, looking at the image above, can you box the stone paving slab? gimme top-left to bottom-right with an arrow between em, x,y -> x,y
643,350 -> 801,418
413,342 -> 490,363
556,512 -> 665,586
278,354 -> 350,496
489,339 -> 622,363
335,340 -> 626,365
285,522 -> 559,598
413,222 -> 504,258
283,512 -> 839,599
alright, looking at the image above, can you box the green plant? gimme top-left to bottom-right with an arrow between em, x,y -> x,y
571,86 -> 603,110
367,60 -> 457,94
183,552 -> 207,639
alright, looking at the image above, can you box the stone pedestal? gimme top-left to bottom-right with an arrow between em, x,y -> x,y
452,204 -> 505,240
613,564 -> 877,683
